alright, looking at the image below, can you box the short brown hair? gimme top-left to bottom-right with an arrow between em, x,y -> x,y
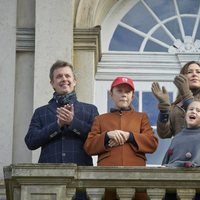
49,60 -> 75,81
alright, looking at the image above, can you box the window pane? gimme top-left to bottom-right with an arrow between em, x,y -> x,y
109,25 -> 144,51
144,0 -> 176,20
146,131 -> 172,165
142,92 -> 173,165
132,91 -> 139,112
142,92 -> 173,125
152,27 -> 173,45
177,0 -> 200,14
144,40 -> 168,52
195,23 -> 200,40
142,92 -> 159,126
122,2 -> 157,33
164,19 -> 183,41
182,17 -> 196,36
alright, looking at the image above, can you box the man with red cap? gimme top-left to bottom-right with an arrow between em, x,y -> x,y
84,76 -> 158,200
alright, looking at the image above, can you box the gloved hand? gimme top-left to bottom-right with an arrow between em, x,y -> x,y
173,74 -> 193,100
151,82 -> 170,111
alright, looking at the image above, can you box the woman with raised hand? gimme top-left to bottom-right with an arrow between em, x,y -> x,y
152,61 -> 200,138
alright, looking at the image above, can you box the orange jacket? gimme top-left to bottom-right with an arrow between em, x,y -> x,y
84,110 -> 158,166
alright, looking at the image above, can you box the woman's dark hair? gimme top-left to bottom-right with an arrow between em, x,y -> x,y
180,61 -> 200,75
173,61 -> 200,104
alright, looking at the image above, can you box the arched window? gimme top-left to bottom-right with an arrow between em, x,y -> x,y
109,0 -> 200,53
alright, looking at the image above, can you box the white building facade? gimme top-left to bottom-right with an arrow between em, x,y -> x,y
0,0 -> 200,180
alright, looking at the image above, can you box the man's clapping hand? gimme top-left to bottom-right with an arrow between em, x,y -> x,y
56,104 -> 74,127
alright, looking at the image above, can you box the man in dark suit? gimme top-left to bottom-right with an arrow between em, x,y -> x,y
25,60 -> 99,199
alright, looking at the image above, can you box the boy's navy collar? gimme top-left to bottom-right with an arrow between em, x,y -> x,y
110,107 -> 132,113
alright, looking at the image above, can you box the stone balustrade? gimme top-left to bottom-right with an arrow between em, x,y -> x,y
0,179 -> 6,200
3,164 -> 200,200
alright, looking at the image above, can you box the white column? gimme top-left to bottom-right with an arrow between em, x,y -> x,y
33,0 -> 74,162
74,27 -> 101,103
0,0 -> 17,178
13,0 -> 35,164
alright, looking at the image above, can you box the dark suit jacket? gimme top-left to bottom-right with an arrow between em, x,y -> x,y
25,97 -> 99,165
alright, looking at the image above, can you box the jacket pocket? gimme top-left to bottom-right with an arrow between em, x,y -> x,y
97,151 -> 111,163
135,152 -> 146,161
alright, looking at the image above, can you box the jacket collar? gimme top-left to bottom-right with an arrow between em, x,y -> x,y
110,107 -> 132,113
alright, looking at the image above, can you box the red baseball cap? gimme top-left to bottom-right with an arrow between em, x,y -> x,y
110,76 -> 134,91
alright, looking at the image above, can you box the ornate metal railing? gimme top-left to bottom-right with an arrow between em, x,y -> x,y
3,164 -> 200,200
